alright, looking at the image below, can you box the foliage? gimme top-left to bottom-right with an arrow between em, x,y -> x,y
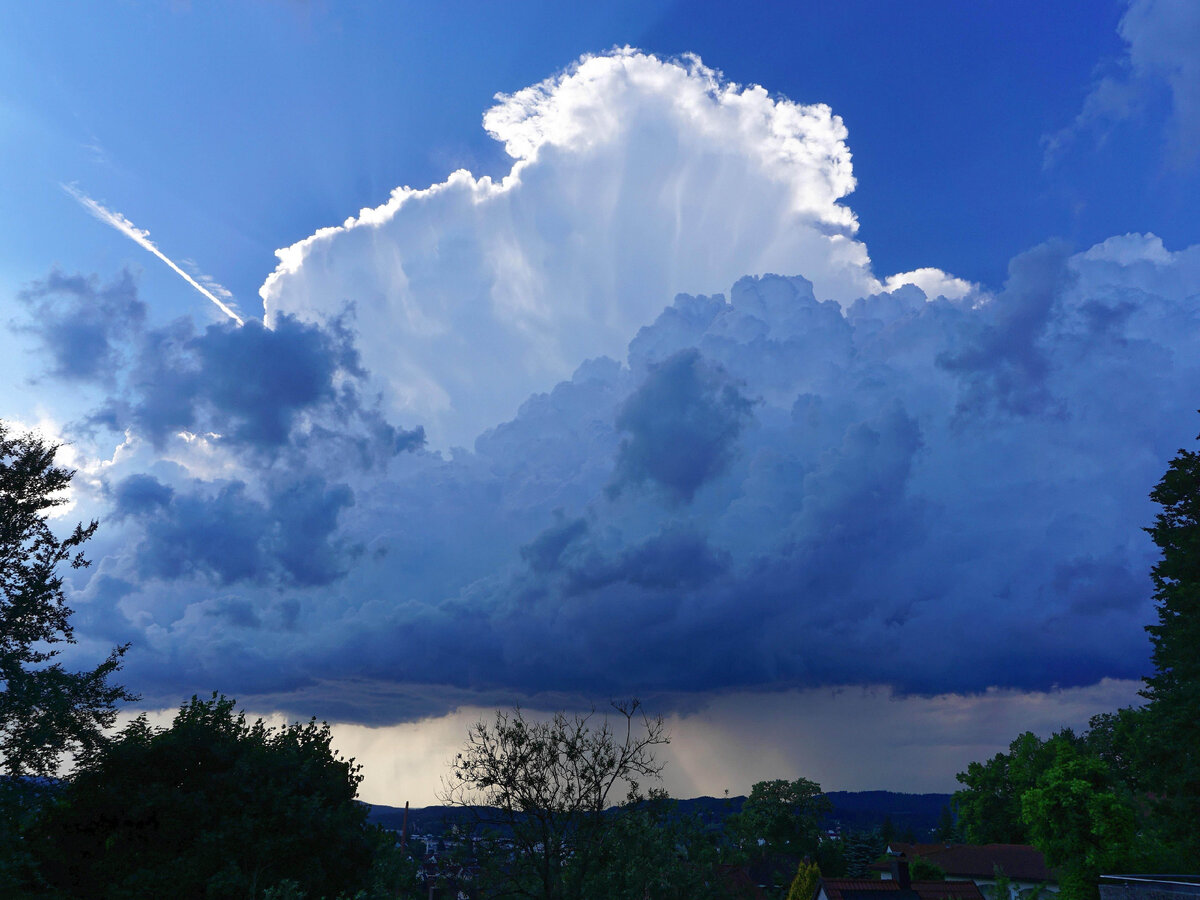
879,814 -> 895,845
909,857 -> 945,881
786,860 -> 820,900
1019,739 -> 1139,900
953,730 -> 1079,844
442,700 -> 669,900
0,422 -> 136,779
575,787 -> 728,900
1141,429 -> 1200,863
933,804 -> 956,841
1078,707 -> 1149,800
729,777 -> 830,862
28,693 -> 378,899
814,834 -> 846,878
841,830 -> 884,878
991,866 -> 1011,900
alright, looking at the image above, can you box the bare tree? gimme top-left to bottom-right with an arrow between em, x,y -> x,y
441,699 -> 668,900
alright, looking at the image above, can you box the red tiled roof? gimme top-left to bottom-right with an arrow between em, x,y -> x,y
820,878 -> 984,900
822,877 -> 900,900
883,843 -> 1055,883
910,882 -> 988,899
889,843 -> 958,857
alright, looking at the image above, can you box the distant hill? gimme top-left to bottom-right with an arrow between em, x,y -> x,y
823,790 -> 952,834
366,790 -> 953,839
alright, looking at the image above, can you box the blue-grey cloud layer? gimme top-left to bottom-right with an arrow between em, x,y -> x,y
39,232 -> 1200,723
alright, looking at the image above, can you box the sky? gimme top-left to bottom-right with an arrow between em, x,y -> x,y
2,0 -> 1199,806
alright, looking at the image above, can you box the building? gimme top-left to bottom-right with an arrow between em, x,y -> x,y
818,861 -> 986,900
877,843 -> 1058,900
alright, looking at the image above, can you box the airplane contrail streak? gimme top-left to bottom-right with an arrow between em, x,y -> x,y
62,184 -> 244,325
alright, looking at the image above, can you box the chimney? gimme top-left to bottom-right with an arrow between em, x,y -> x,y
889,856 -> 911,890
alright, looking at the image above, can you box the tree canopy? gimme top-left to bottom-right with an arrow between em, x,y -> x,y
29,693 -> 382,899
1141,429 -> 1200,860
730,777 -> 830,863
0,422 -> 135,778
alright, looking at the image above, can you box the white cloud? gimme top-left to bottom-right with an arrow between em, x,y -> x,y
883,266 -> 976,300
1045,0 -> 1200,167
260,49 -> 882,448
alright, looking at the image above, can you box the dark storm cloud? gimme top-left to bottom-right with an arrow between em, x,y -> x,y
56,236 -> 1200,724
17,270 -> 422,465
16,269 -> 146,383
610,349 -> 754,503
111,473 -> 174,519
939,241 -> 1074,414
126,314 -> 363,451
121,473 -> 356,587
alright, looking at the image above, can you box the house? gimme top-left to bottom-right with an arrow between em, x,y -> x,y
875,843 -> 1058,900
817,863 -> 986,900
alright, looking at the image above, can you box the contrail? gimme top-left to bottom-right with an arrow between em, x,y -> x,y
62,184 -> 244,325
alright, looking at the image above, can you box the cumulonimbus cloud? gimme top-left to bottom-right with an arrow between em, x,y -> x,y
29,51 -> 1199,730
54,232 -> 1200,724
260,49 -> 966,448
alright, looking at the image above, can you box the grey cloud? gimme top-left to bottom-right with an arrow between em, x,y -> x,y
1046,0 -> 1200,167
111,473 -> 175,519
17,269 -> 146,384
68,239 -> 1200,724
123,474 -> 356,588
14,268 -> 421,467
610,349 -> 754,503
938,241 -> 1074,414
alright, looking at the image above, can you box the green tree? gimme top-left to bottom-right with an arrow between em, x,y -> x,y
442,701 -> 669,900
909,858 -> 946,881
1081,708 -> 1148,795
933,804 -> 955,841
787,860 -> 820,900
575,787 -> 728,900
29,693 -> 378,899
880,814 -> 895,846
730,778 -> 830,863
953,730 -> 1079,844
1020,747 -> 1137,900
842,830 -> 883,878
1141,429 -> 1200,864
0,423 -> 135,778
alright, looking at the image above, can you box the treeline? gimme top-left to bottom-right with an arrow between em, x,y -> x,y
366,791 -> 955,843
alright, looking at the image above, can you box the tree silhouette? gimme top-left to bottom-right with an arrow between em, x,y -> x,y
0,421 -> 135,777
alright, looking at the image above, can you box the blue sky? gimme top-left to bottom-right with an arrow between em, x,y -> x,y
3,1 -> 1199,803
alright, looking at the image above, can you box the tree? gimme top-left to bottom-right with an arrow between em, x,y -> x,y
910,858 -> 946,881
879,814 -> 896,846
0,422 -> 135,778
1141,428 -> 1200,863
441,701 -> 669,900
730,777 -> 830,863
953,730 -> 1079,845
1020,748 -> 1137,900
841,830 -> 884,878
29,693 -> 380,899
787,860 -> 820,900
933,804 -> 955,841
575,788 -> 728,900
